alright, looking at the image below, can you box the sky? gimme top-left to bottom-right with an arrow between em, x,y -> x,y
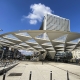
19,50 -> 33,56
0,0 -> 80,34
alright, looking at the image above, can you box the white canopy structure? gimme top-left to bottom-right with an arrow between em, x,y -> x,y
0,30 -> 80,59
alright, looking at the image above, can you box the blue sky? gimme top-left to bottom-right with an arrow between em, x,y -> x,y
0,0 -> 80,34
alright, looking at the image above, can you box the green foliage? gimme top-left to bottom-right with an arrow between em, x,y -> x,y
45,53 -> 52,60
62,51 -> 72,59
55,51 -> 73,62
25,56 -> 31,60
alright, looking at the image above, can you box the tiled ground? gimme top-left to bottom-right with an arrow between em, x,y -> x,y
0,61 -> 80,80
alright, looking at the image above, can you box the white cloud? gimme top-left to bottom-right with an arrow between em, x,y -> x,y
23,3 -> 53,24
30,20 -> 37,24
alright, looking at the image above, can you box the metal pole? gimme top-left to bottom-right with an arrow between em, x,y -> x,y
42,60 -> 43,65
50,71 -> 52,80
29,71 -> 32,80
42,54 -> 44,65
1,50 -> 4,60
67,70 -> 69,80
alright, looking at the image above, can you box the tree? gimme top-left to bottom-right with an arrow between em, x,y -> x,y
61,51 -> 73,62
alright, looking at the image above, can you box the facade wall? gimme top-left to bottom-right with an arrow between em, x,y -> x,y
72,49 -> 80,59
45,14 -> 70,31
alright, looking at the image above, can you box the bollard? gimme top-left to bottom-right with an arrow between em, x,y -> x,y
3,69 -> 6,80
42,60 -> 43,65
67,70 -> 69,80
29,71 -> 32,80
50,71 -> 52,80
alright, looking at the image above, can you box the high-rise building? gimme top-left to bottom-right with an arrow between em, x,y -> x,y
40,14 -> 70,31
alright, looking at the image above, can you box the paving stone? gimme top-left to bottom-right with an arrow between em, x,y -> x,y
0,61 -> 80,80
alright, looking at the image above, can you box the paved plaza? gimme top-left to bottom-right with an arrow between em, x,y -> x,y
0,61 -> 80,80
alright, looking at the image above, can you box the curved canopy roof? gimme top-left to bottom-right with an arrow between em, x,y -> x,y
0,30 -> 80,52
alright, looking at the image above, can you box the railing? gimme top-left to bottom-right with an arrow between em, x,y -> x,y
0,60 -> 18,76
0,60 -> 17,67
3,69 -> 6,80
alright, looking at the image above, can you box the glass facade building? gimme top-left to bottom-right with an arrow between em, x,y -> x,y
40,14 -> 70,31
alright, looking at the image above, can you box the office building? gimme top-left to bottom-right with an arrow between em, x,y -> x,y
40,14 -> 70,31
